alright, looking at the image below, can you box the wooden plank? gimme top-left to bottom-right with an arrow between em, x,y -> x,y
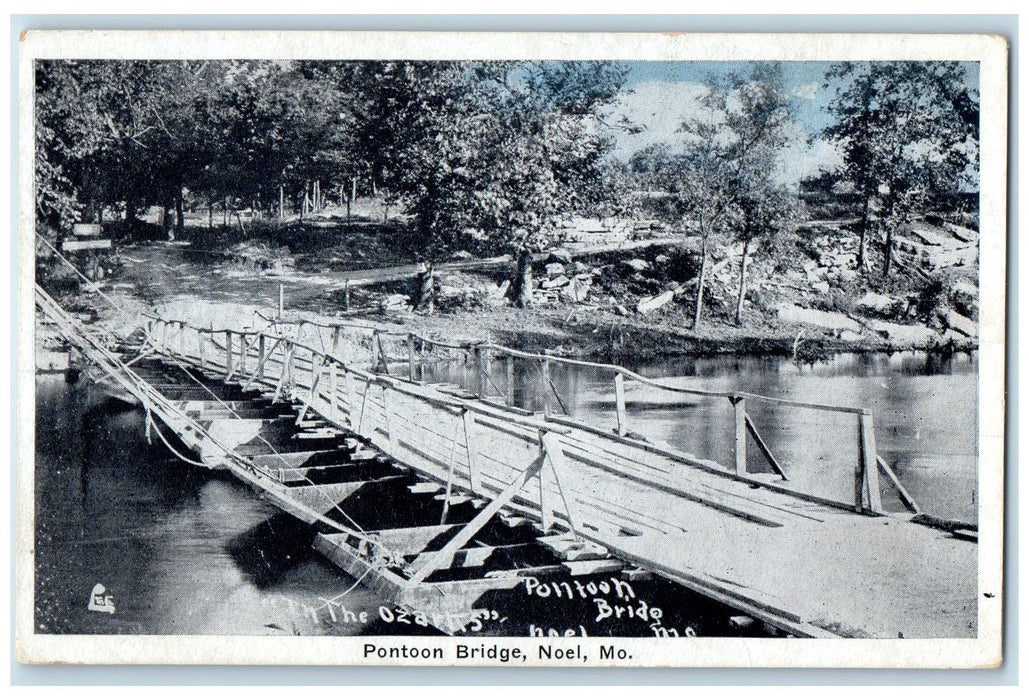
614,372 -> 628,436
733,397 -> 747,476
563,559 -> 625,576
62,238 -> 111,251
859,412 -> 884,513
744,413 -> 789,480
877,456 -> 920,514
405,451 -> 546,586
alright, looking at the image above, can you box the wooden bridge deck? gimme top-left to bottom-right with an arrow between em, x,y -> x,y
36,287 -> 978,639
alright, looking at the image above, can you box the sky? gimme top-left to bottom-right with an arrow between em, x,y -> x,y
605,60 -> 979,186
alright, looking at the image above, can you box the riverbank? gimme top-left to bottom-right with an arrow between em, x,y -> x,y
38,216 -> 980,366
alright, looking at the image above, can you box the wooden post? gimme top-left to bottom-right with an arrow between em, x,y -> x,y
225,330 -> 233,378
472,346 -> 484,396
505,354 -> 515,406
732,396 -> 746,476
407,334 -> 416,381
859,411 -> 883,513
481,347 -> 492,397
279,184 -> 284,220
614,372 -> 628,436
278,284 -> 285,318
258,334 -> 266,380
343,279 -> 351,311
239,333 -> 247,376
540,358 -> 550,415
199,329 -> 206,369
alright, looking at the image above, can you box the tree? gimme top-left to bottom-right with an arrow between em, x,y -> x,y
634,64 -> 796,329
823,61 -> 979,279
734,187 -> 803,324
345,61 -> 628,262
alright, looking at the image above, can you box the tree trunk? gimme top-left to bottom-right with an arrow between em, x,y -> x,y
415,262 -> 435,314
735,238 -> 750,326
883,222 -> 895,279
208,202 -> 213,228
858,195 -> 870,270
175,189 -> 184,233
516,247 -> 534,308
693,235 -> 709,330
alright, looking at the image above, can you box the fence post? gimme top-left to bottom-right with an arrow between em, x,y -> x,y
225,330 -> 233,378
732,396 -> 747,476
407,334 -> 416,380
614,372 -> 628,436
505,353 -> 515,406
199,329 -> 206,369
481,346 -> 492,397
258,334 -> 266,380
278,284 -> 285,318
540,357 -> 551,416
859,411 -> 883,513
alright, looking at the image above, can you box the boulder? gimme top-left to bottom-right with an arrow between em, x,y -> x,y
868,319 -> 940,347
545,262 -> 566,278
541,275 -> 570,290
493,279 -> 511,299
950,279 -> 979,318
812,281 -> 830,295
943,310 -> 977,337
777,304 -> 862,333
547,248 -> 573,264
623,258 -> 650,273
855,292 -> 901,316
560,276 -> 593,303
637,290 -> 675,314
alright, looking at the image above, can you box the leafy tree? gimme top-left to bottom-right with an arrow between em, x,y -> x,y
734,186 -> 803,324
822,61 -> 979,278
634,64 -> 797,329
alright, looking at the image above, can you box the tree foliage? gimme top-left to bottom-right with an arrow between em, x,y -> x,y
631,64 -> 800,328
34,58 -> 627,257
822,61 -> 979,277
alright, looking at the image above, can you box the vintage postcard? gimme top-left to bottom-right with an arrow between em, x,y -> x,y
16,30 -> 1007,668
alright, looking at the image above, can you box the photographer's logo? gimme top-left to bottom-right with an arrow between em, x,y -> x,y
87,583 -> 115,615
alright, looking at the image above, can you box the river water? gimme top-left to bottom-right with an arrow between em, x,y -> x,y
33,349 -> 977,636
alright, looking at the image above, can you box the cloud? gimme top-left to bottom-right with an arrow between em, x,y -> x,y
792,81 -> 819,100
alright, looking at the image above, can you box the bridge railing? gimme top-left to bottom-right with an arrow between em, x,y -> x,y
142,312 -> 919,517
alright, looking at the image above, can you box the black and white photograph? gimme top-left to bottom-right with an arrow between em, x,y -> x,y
16,30 -> 1007,667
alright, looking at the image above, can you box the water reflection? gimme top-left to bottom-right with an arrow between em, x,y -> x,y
433,350 -> 978,523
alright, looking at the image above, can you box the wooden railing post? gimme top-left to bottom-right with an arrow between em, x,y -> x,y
505,353 -> 515,406
407,333 -> 416,381
225,330 -> 233,378
614,371 -> 628,436
481,346 -> 492,397
859,411 -> 883,513
472,345 -> 484,396
732,395 -> 746,476
258,334 -> 266,380
198,329 -> 206,369
541,357 -> 551,415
